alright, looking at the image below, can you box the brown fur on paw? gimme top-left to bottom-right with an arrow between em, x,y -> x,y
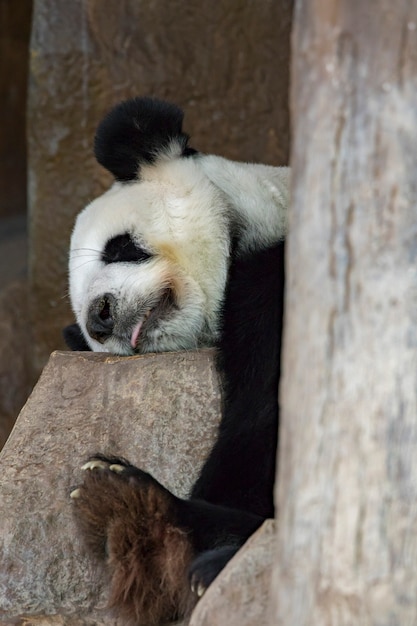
71,457 -> 197,625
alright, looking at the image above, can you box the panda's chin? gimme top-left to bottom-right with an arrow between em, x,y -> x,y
83,319 -> 201,356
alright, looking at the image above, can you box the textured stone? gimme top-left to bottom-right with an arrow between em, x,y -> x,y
189,520 -> 276,626
0,280 -> 32,450
0,349 -> 220,624
28,0 -> 293,372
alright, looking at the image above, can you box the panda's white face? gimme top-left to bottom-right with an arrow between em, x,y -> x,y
69,157 -> 231,355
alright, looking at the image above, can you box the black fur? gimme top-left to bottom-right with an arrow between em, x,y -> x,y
191,243 -> 284,518
184,242 -> 284,587
94,97 -> 196,181
102,233 -> 152,264
188,546 -> 240,591
63,323 -> 91,351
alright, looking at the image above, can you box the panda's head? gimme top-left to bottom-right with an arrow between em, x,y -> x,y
64,98 -> 231,355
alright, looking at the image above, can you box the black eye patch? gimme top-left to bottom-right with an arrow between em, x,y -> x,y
102,233 -> 152,264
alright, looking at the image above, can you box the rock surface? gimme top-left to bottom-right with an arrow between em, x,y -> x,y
189,520 -> 276,626
0,349 -> 220,625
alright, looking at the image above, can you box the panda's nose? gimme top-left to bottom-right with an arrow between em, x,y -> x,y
86,293 -> 115,343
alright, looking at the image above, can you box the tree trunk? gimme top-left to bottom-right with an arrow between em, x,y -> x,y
272,1 -> 417,624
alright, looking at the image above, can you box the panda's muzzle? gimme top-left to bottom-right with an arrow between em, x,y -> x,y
86,293 -> 116,343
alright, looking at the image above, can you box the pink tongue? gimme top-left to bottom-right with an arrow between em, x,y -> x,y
130,321 -> 143,349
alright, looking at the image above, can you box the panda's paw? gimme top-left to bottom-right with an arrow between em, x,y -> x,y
70,455 -> 152,555
70,455 -> 196,625
189,545 -> 240,596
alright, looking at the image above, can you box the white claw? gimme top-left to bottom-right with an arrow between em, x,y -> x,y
197,583 -> 206,598
109,464 -> 125,474
81,460 -> 107,471
70,488 -> 81,499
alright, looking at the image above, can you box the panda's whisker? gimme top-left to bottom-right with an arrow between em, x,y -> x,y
119,269 -> 143,291
71,250 -> 100,255
71,255 -> 100,261
71,247 -> 102,254
72,259 -> 102,271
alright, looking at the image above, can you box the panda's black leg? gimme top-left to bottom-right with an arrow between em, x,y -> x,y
187,243 -> 285,587
70,455 -> 196,625
62,322 -> 91,351
71,455 -> 263,625
191,242 -> 285,519
189,545 -> 240,595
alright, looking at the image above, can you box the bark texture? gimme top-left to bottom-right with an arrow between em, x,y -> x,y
272,1 -> 417,624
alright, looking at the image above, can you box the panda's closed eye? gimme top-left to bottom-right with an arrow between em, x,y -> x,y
102,233 -> 152,264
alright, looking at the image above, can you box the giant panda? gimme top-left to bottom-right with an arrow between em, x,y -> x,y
64,97 -> 289,625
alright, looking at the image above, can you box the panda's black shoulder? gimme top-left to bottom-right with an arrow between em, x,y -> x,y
219,241 -> 285,401
94,97 -> 197,182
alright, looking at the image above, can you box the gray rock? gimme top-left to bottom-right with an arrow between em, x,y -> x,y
0,349 -> 220,624
189,520 -> 276,626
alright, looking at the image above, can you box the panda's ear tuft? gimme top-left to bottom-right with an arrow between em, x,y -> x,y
94,97 -> 197,182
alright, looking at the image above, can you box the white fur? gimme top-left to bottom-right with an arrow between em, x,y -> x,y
69,152 -> 290,355
199,155 -> 289,253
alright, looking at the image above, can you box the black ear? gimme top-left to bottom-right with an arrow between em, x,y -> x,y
94,97 -> 197,182
63,323 -> 92,351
